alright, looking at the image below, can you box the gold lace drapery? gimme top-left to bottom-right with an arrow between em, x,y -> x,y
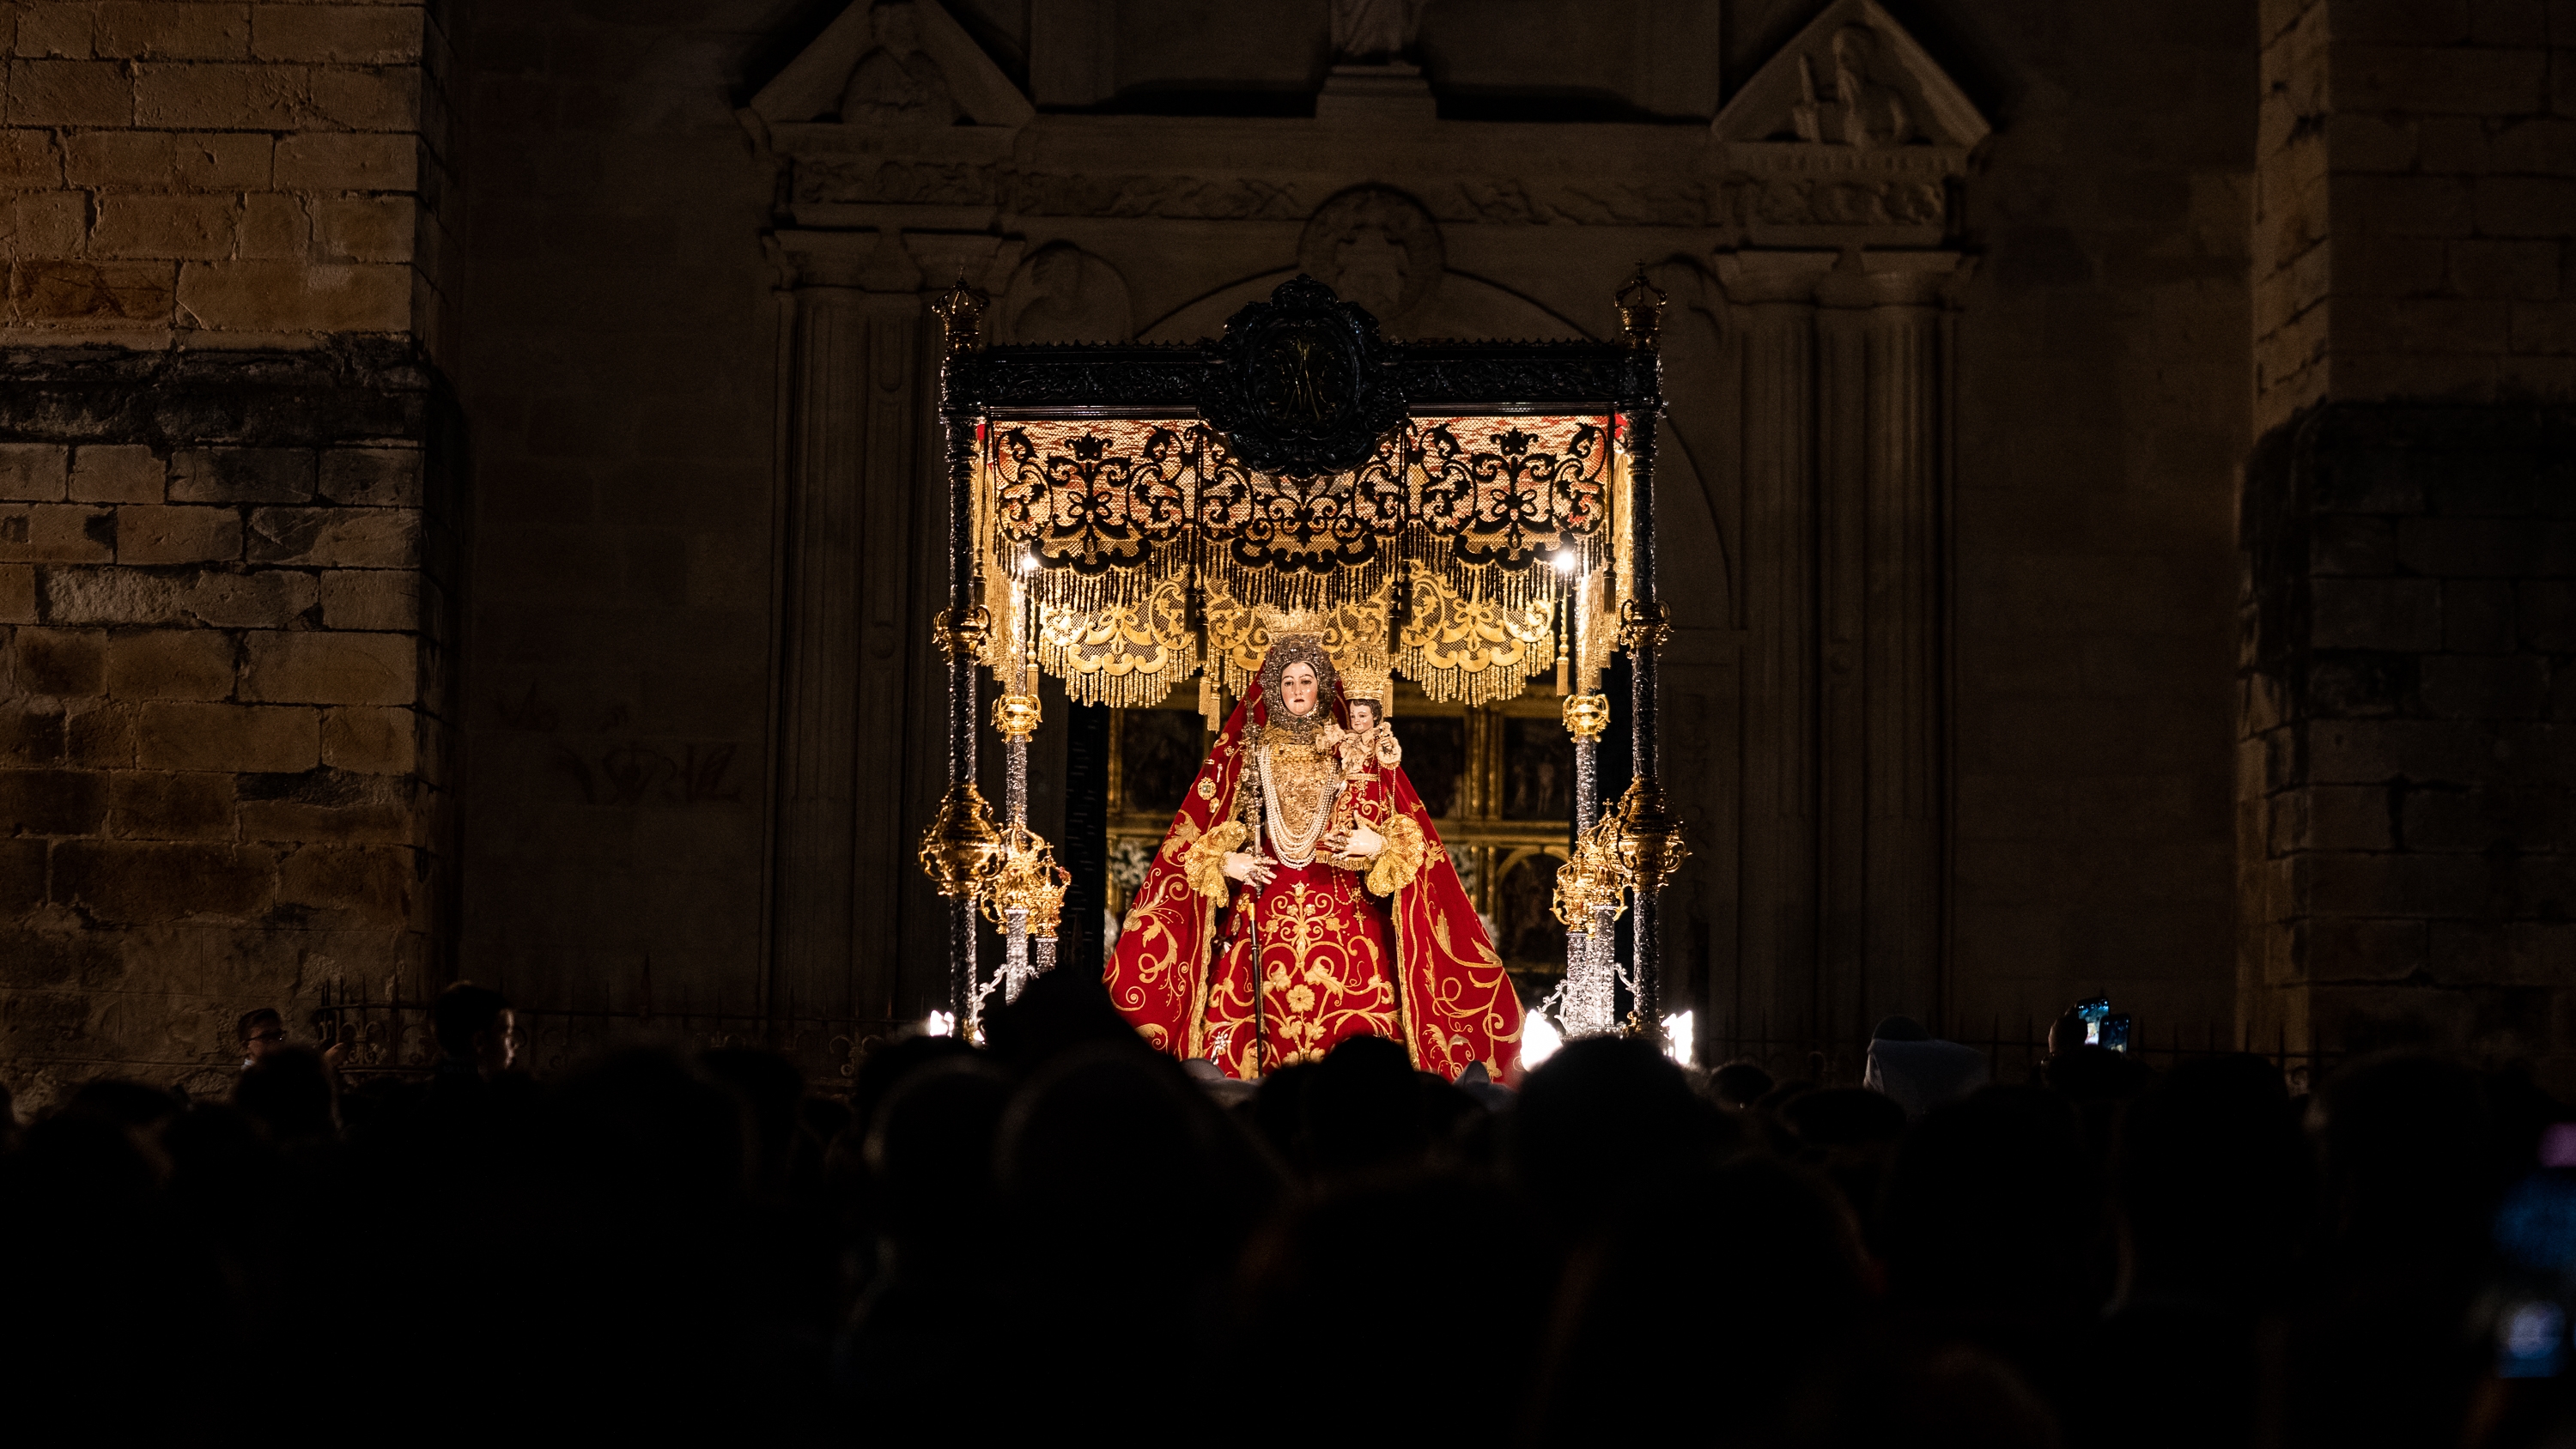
975,413 -> 1630,709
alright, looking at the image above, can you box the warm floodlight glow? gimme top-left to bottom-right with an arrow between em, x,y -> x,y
923,1009 -> 957,1038
1019,551 -> 1038,574
1522,1010 -> 1563,1069
1551,549 -> 1579,574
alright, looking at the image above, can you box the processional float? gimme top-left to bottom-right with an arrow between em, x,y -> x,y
915,271 -> 1687,1050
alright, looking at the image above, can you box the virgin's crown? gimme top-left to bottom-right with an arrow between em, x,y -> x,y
1254,603 -> 1332,644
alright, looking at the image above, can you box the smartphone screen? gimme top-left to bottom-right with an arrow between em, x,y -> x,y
2500,1300 -> 2568,1378
2099,1014 -> 2132,1052
2075,996 -> 2110,1046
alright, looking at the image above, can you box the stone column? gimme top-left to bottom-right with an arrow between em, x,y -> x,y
1815,299 -> 1870,1047
769,232 -> 924,1023
1869,302 -> 1946,1030
1716,250 -> 1961,1061
1716,252 -> 1831,1054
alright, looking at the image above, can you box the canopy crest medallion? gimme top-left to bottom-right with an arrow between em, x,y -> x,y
1200,273 -> 1407,475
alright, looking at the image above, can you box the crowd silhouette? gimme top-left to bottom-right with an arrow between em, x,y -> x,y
4,967 -> 2573,1447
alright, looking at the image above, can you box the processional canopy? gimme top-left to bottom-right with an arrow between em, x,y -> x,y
959,275 -> 1643,709
929,270 -> 1677,1045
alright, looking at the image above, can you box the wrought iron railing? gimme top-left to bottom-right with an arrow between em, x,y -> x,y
1698,1014 -> 2339,1093
307,979 -> 908,1093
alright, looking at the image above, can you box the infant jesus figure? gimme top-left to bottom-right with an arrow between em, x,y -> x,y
1319,666 -> 1404,864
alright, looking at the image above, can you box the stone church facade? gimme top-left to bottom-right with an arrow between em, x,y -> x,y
0,0 -> 2565,1099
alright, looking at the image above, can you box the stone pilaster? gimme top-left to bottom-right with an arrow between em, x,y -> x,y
765,229 -> 1010,1025
768,232 -> 925,1022
1714,250 -> 1964,1057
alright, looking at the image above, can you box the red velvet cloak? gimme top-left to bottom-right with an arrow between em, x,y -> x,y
1103,681 -> 1522,1081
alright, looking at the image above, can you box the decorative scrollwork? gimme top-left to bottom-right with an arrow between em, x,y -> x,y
1394,348 -> 1634,408
995,421 -> 1194,569
1415,417 -> 1608,567
947,347 -> 1209,409
1200,274 -> 1407,475
957,276 -> 1656,711
991,693 -> 1042,742
1034,572 -> 1199,706
934,605 -> 993,662
1613,776 -> 1690,894
1200,426 -> 1406,576
1562,692 -> 1611,742
980,824 -> 1070,934
1552,811 -> 1632,926
917,783 -> 1004,898
1617,598 -> 1671,652
990,414 -> 1606,578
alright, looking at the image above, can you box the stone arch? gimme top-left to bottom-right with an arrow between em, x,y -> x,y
1642,255 -> 1737,631
998,242 -> 1133,343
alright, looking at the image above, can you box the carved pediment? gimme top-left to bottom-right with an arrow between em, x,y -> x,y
1710,0 -> 1985,245
750,0 -> 1035,129
1714,0 -> 1986,151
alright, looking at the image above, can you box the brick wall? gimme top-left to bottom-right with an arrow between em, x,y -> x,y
451,3 -> 781,1020
0,0 -> 455,357
2242,1 -> 2576,1084
0,3 -> 455,1100
1947,0 -> 2250,1038
0,335 -> 456,1104
2242,404 -> 2576,1085
2256,0 -> 2576,433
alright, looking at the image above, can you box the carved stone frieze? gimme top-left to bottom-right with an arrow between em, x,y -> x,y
759,0 -> 1984,251
1741,175 -> 1943,231
948,335 -> 1641,411
794,158 -> 1310,221
786,157 -> 1968,241
791,158 -> 1724,229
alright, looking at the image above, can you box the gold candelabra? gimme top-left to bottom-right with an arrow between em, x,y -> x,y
979,825 -> 1070,936
1552,811 -> 1632,926
1613,776 -> 1690,894
916,783 -> 1005,898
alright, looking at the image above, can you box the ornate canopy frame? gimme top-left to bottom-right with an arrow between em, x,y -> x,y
915,272 -> 1687,1047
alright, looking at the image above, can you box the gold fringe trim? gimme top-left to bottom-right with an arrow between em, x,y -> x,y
978,415 -> 1620,708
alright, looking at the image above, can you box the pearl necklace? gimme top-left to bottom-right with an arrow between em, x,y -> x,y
1260,743 -> 1342,868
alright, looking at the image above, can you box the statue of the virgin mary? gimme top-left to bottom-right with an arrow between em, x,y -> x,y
1104,612 -> 1523,1081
